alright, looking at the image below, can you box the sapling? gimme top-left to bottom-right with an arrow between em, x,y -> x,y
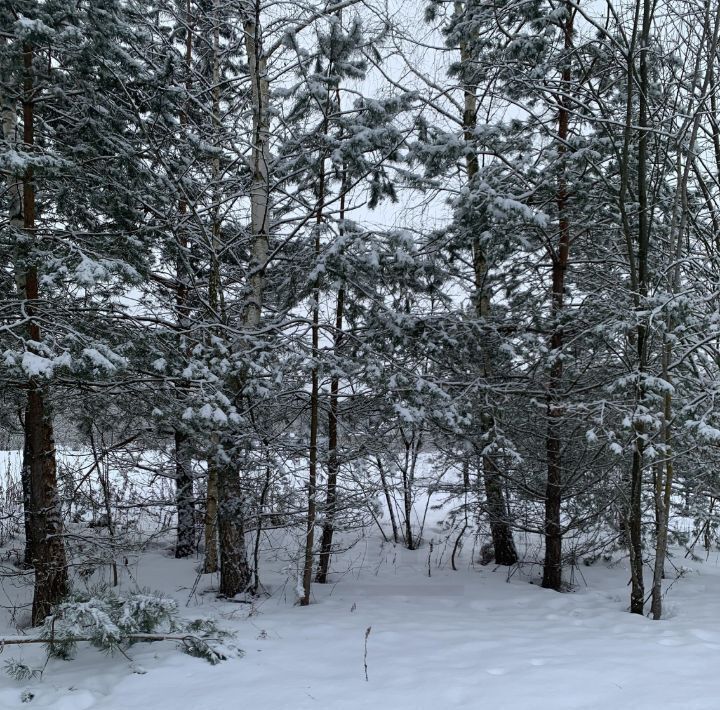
2,586 -> 239,679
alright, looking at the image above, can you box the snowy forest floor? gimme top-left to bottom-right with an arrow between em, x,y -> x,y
2,527 -> 720,709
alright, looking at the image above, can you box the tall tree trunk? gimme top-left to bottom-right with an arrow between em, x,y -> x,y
301,96 -> 328,603
316,121 -> 347,582
26,387 -> 68,625
377,457 -> 400,544
650,362 -> 673,619
20,43 -> 69,624
203,458 -> 219,573
627,0 -> 654,614
459,33 -> 518,566
203,0 -> 224,575
480,436 -> 518,566
217,459 -> 251,596
541,8 -> 573,591
650,3 -> 720,616
316,286 -> 344,584
400,426 -> 421,550
174,431 -> 195,558
174,0 -> 196,561
300,322 -> 319,604
3,44 -> 35,570
217,0 -> 270,596
20,426 -> 35,568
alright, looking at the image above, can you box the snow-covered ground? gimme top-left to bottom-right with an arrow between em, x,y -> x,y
1,448 -> 719,708
1,529 -> 720,709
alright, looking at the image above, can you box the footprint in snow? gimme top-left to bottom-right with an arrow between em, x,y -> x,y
689,628 -> 718,643
486,668 -> 507,676
657,637 -> 685,646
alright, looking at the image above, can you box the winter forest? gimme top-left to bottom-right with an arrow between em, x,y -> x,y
2,0 -> 720,707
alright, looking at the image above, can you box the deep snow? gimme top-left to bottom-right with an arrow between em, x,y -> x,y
1,536 -> 720,709
1,446 -> 719,709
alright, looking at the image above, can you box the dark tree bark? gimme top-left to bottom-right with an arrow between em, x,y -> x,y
215,0 -> 268,598
25,385 -> 69,625
17,43 -> 69,625
217,460 -> 251,597
459,34 -> 518,566
400,426 -> 421,551
20,429 -> 35,568
627,0 -> 654,615
174,431 -> 196,558
173,0 -> 196,562
300,350 -> 319,604
541,7 -> 573,592
301,149 -> 324,605
203,458 -> 219,573
481,439 -> 518,566
316,287 -> 344,584
377,457 -> 401,544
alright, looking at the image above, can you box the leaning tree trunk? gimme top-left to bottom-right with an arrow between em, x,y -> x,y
459,36 -> 518,566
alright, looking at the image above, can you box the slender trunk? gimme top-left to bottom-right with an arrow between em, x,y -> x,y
203,1 -> 223,575
3,44 -> 34,570
252,462 -> 272,593
615,0 -> 641,562
316,118 -> 347,581
541,9 -> 572,591
459,31 -> 517,565
628,0 -> 653,614
650,0 -> 720,619
650,365 -> 672,619
377,457 -> 400,543
399,427 -> 422,550
316,287 -> 344,583
301,106 -> 327,603
175,0 -> 195,561
90,433 -> 118,586
300,330 -> 319,604
628,443 -> 645,613
26,386 -> 68,624
20,431 -> 35,567
242,4 -> 269,331
174,431 -> 195,558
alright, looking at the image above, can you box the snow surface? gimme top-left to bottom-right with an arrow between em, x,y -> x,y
2,539 -> 720,709
1,448 -> 719,709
